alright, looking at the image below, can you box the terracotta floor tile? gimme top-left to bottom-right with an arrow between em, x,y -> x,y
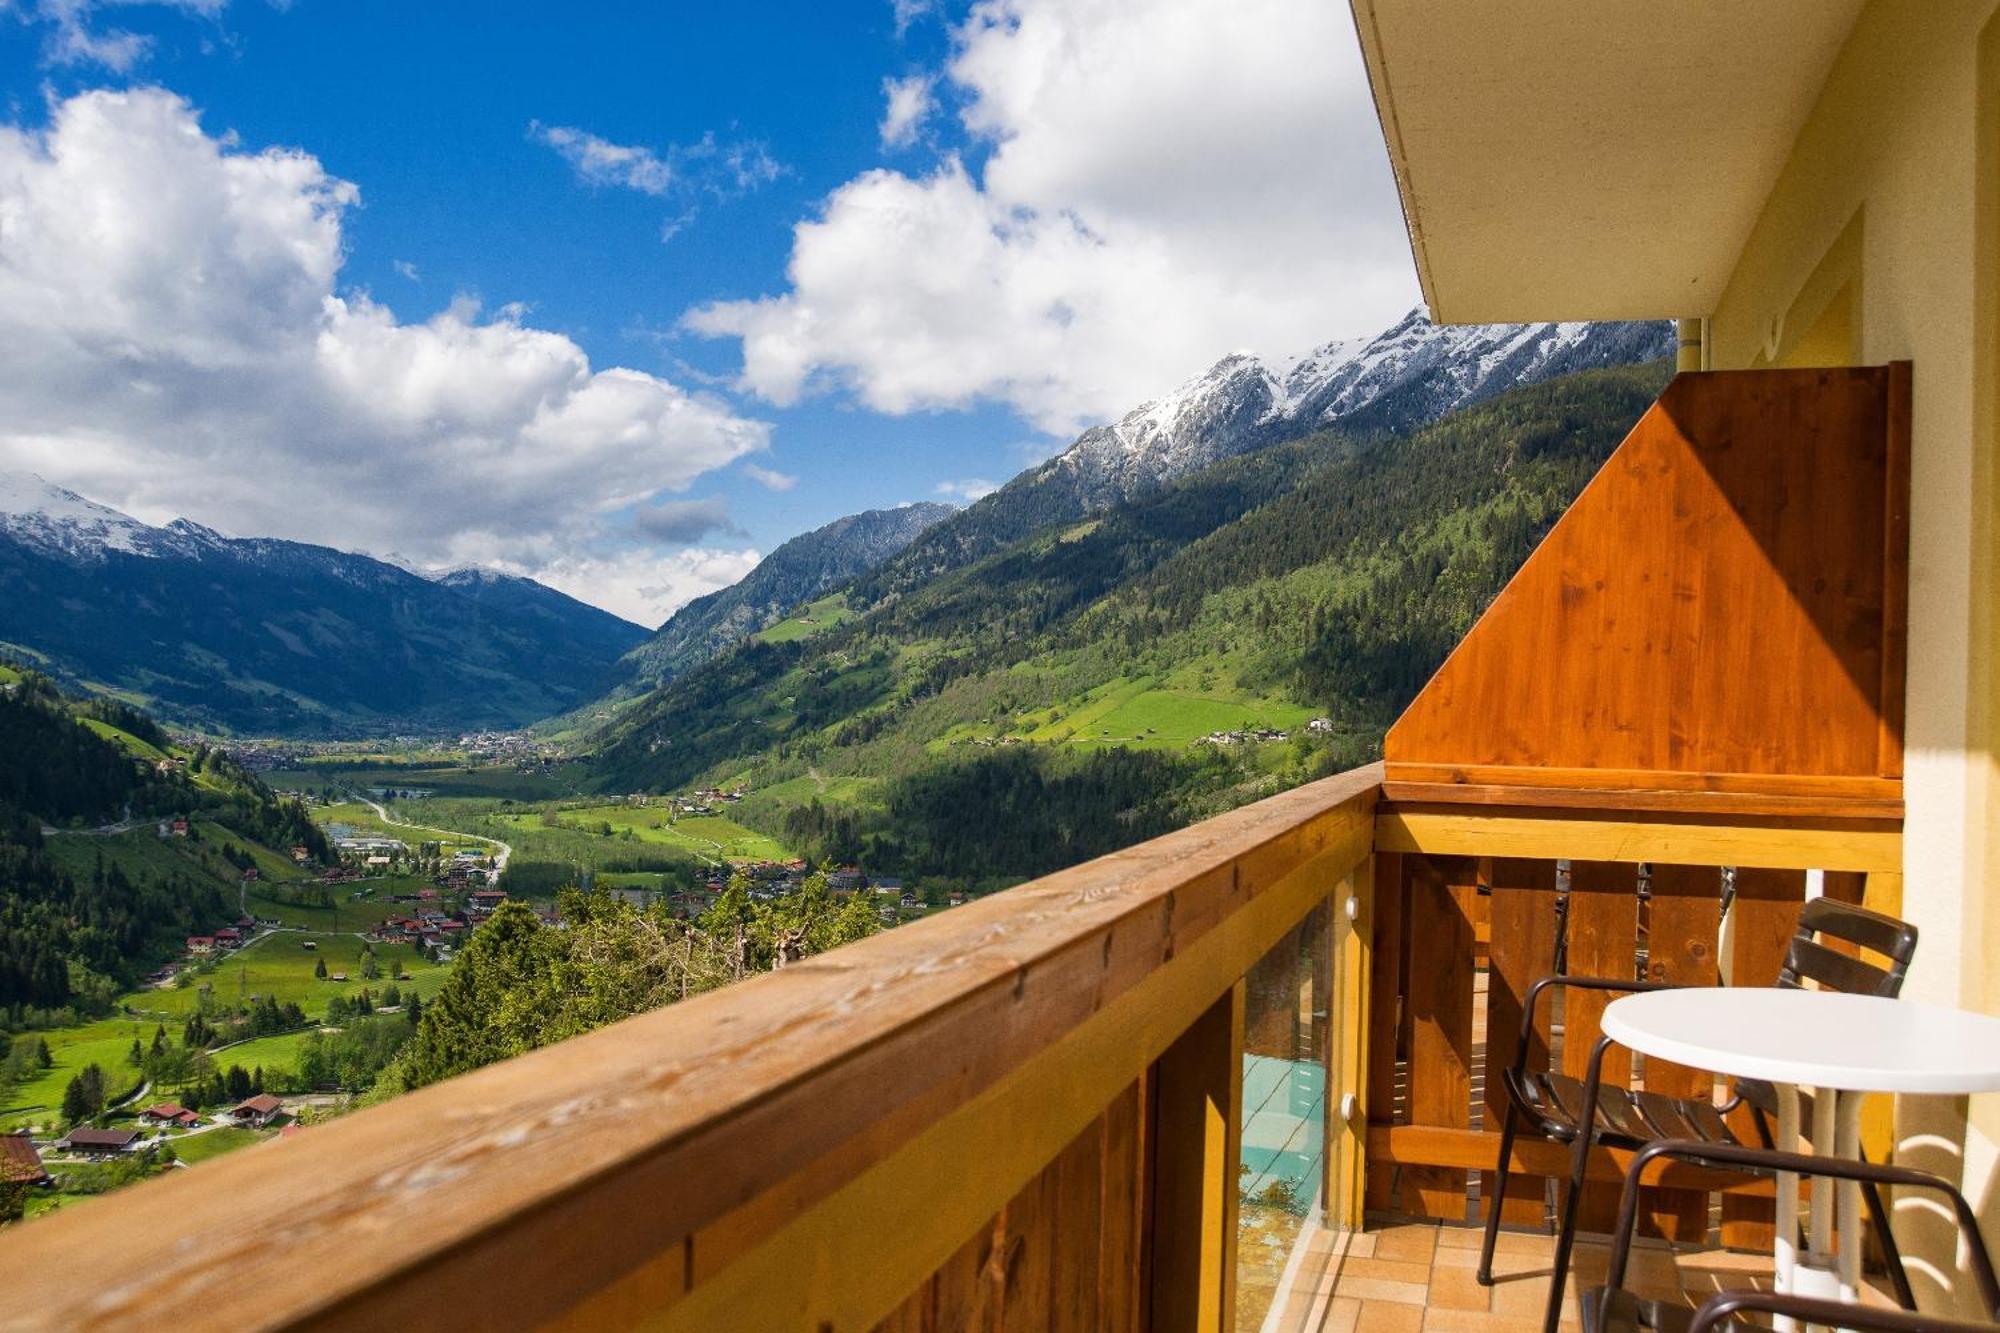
1355,1300 -> 1426,1333
1340,1257 -> 1435,1286
1372,1225 -> 1441,1263
1332,1275 -> 1430,1306
1423,1265 -> 1491,1313
1317,1295 -> 1362,1333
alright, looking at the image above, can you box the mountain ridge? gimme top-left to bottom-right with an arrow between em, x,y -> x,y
0,474 -> 649,736
614,501 -> 957,692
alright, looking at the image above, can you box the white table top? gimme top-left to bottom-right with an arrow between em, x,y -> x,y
1601,989 -> 2000,1094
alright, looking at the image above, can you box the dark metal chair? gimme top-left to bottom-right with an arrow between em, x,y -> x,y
1581,1139 -> 1999,1333
1478,896 -> 1922,1333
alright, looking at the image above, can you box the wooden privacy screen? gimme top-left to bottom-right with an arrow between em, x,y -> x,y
1366,851 -> 1809,1245
1385,364 -> 1910,810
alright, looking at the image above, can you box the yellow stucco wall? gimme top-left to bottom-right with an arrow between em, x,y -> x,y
1705,0 -> 2000,1311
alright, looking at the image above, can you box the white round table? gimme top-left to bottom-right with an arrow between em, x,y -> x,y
1602,990 -> 2000,1329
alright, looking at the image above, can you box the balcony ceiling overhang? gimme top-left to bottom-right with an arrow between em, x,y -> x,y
1350,1 -> 1865,324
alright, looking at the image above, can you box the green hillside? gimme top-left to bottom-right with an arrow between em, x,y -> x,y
588,361 -> 1671,883
0,671 -> 333,1022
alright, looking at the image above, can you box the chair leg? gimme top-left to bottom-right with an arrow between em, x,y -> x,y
1861,1174 -> 1917,1310
1545,1037 -> 1616,1333
1479,1101 -> 1521,1285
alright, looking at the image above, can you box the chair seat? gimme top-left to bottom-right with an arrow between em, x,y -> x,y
1504,1069 -> 1744,1150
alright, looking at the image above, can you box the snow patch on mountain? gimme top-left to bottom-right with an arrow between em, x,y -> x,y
0,472 -> 153,560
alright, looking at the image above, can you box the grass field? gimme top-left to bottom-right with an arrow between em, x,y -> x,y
244,875 -> 431,931
79,718 -> 172,764
169,1125 -> 271,1165
210,1029 -> 320,1078
1006,677 -> 1315,750
755,593 -> 854,644
550,804 -> 790,863
133,932 -> 449,1023
1,1016 -> 154,1131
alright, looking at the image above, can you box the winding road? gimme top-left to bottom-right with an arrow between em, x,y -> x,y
345,791 -> 512,874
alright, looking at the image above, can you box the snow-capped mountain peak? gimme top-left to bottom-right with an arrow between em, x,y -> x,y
1031,309 -> 1672,513
0,472 -> 153,560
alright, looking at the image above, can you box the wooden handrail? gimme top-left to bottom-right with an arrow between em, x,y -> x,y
0,764 -> 1383,1332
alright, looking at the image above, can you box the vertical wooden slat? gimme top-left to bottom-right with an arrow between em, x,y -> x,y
931,1216 -> 1001,1333
1047,1118 -> 1104,1331
1331,861 -> 1374,1231
1641,864 -> 1723,1240
1562,860 -> 1640,1233
1364,851 -> 1406,1211
1099,1077 -> 1147,1333
1483,856 -> 1559,1227
1149,983 -> 1243,1333
1401,853 -> 1478,1219
997,1158 -> 1057,1333
1720,867 -> 1807,1249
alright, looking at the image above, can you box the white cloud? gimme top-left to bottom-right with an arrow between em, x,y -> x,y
935,477 -> 997,502
530,121 -> 675,195
393,259 -> 421,283
689,0 -> 1418,435
484,545 -> 760,629
740,462 -> 798,491
531,121 -> 785,245
17,0 -> 227,71
0,88 -> 770,618
890,0 -> 934,36
879,74 -> 935,149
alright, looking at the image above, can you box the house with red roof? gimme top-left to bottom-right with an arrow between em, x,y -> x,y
227,1095 -> 285,1129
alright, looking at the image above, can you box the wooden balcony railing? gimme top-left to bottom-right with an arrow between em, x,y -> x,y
0,766 -> 1383,1333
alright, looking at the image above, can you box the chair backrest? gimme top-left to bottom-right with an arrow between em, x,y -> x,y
1775,897 -> 1919,998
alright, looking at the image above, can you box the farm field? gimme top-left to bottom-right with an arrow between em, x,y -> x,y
1008,677 -> 1314,750
138,932 -> 448,1022
550,805 -> 790,863
243,876 -> 428,931
210,1029 -> 320,1077
168,1125 -> 271,1165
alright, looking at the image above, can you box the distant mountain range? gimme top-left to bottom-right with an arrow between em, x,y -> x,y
0,474 -> 648,736
615,502 -> 956,692
864,311 -> 1672,597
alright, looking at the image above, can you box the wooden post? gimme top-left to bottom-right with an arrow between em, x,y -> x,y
1149,982 -> 1244,1333
1330,860 -> 1374,1231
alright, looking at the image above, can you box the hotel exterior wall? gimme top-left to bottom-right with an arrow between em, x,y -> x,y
1704,0 -> 2000,1313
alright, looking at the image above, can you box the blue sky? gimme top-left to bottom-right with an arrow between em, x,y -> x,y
0,0 -> 1416,623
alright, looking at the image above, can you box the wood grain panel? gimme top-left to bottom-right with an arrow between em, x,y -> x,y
1484,857 -> 1560,1227
1719,867 -> 1807,1249
1563,861 -> 1640,1233
1640,864 -> 1723,1239
1385,366 -> 1910,797
1400,853 -> 1478,1219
